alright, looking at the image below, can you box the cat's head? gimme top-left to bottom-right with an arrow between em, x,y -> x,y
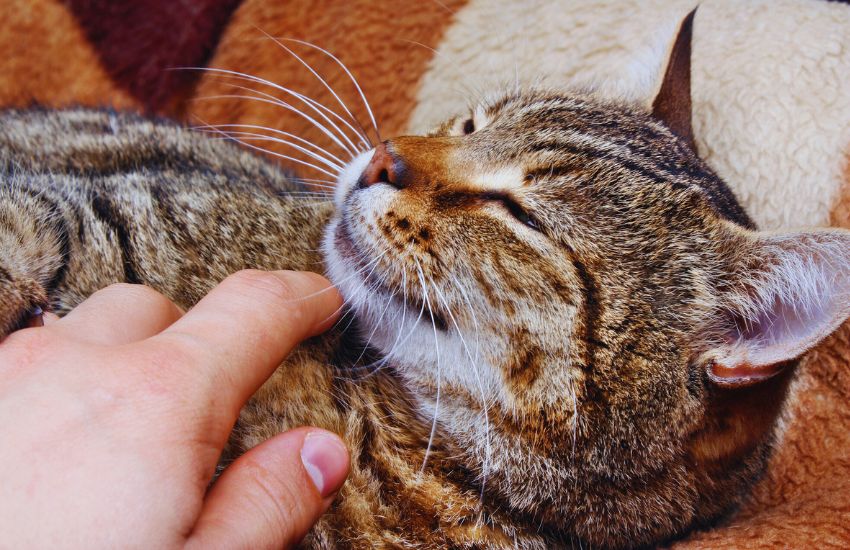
323,11 -> 850,547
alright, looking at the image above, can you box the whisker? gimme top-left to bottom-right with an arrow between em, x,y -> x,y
296,189 -> 336,197
332,250 -> 394,336
344,284 -> 425,379
218,80 -> 363,157
194,120 -> 340,178
199,130 -> 345,171
310,243 -> 394,332
449,272 -> 483,367
439,275 -> 491,504
191,113 -> 344,192
359,268 -> 410,376
286,201 -> 333,208
427,0 -> 456,14
254,31 -> 373,148
193,92 -> 355,159
282,38 -> 381,143
293,176 -> 337,185
350,282 -> 399,368
199,130 -> 344,171
195,123 -> 347,167
346,269 -> 428,379
371,267 -> 410,367
415,258 -> 441,474
329,306 -> 358,334
295,247 -> 392,307
190,65 -> 367,154
276,193 -> 334,200
288,180 -> 338,194
295,187 -> 336,194
233,137 -> 337,177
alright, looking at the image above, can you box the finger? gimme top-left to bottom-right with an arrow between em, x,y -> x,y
52,283 -> 183,346
186,428 -> 349,550
150,270 -> 342,416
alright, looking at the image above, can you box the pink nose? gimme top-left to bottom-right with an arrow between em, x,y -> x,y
359,142 -> 404,189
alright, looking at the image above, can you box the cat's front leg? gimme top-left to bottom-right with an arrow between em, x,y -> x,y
0,185 -> 66,339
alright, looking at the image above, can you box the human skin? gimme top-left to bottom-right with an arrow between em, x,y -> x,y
0,269 -> 349,549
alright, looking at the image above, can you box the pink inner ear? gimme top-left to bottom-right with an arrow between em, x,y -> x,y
711,231 -> 850,386
709,296 -> 832,387
732,295 -> 832,367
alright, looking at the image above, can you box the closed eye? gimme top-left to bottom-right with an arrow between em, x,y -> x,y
462,118 -> 475,135
459,104 -> 488,135
481,192 -> 541,231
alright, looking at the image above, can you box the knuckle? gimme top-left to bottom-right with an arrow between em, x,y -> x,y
0,325 -> 81,379
146,333 -> 206,370
225,270 -> 298,303
1,325 -> 54,358
104,283 -> 175,311
103,282 -> 142,295
131,337 -> 208,397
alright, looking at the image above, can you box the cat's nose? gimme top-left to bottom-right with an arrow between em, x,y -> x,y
359,142 -> 405,190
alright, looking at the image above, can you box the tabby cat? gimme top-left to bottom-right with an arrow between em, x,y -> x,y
2,13 -> 849,549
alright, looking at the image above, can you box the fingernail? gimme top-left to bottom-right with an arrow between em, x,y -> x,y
300,431 -> 349,498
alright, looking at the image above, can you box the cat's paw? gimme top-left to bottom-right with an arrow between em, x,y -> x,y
0,272 -> 48,339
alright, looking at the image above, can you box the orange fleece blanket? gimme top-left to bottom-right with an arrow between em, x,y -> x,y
3,1 -> 848,546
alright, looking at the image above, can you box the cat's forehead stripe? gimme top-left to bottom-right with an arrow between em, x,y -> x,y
468,166 -> 525,190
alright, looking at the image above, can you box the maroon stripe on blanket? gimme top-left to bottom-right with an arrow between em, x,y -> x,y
66,0 -> 243,113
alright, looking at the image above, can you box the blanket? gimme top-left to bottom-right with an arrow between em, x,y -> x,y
3,0 -> 849,546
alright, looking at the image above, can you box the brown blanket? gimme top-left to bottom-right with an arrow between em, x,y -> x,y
3,1 -> 849,546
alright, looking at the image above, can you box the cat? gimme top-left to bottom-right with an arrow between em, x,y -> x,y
2,12 -> 849,549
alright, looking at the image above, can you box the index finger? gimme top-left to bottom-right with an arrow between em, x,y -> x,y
149,270 -> 342,419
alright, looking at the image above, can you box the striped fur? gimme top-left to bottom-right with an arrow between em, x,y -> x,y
2,92 -> 849,547
322,90 -> 787,547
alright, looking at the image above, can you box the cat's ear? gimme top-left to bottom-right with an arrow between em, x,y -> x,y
651,8 -> 697,151
707,229 -> 850,387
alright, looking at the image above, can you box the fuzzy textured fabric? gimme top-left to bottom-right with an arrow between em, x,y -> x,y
0,0 -> 241,115
1,1 -> 849,546
65,0 -> 243,112
0,0 -> 139,111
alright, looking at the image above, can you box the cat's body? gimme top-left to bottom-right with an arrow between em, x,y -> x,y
0,107 -> 572,549
3,16 -> 850,549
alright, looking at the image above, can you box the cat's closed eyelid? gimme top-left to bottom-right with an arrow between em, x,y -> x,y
460,105 -> 490,135
480,191 -> 540,231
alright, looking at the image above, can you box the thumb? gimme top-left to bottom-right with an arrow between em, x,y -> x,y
186,428 -> 350,550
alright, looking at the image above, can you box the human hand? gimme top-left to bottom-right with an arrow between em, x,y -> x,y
0,270 -> 348,549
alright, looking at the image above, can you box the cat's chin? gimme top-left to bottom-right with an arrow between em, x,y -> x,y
322,214 -> 501,398
323,217 -> 392,342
